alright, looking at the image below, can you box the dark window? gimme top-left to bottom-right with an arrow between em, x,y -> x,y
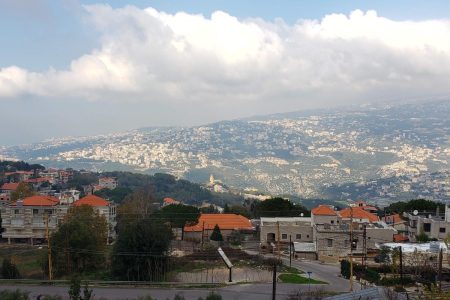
33,209 -> 39,215
423,223 -> 431,232
282,234 -> 287,240
327,239 -> 333,247
331,220 -> 334,224
307,235 -> 310,238
440,227 -> 446,233
296,234 -> 301,239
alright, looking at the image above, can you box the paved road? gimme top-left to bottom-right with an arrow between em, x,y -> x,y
0,283 -> 330,300
282,258 -> 359,292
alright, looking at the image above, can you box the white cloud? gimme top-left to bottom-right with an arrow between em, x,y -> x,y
1,5 -> 450,108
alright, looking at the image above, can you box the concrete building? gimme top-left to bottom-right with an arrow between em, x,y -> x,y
184,214 -> 253,243
1,195 -> 62,244
0,182 -> 20,196
93,177 -> 118,191
73,195 -> 117,243
404,205 -> 450,242
260,217 -> 313,245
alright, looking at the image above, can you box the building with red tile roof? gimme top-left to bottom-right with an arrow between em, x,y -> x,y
339,207 -> 379,223
74,195 -> 110,207
0,182 -> 20,193
311,205 -> 337,216
184,214 -> 253,242
15,195 -> 59,206
311,205 -> 339,225
163,197 -> 181,206
74,195 -> 117,243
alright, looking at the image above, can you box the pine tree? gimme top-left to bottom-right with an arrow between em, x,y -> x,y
210,224 -> 223,242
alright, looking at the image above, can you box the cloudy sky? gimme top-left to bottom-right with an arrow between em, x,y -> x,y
1,0 -> 450,145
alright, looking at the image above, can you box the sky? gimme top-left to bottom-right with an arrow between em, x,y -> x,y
1,0 -> 450,145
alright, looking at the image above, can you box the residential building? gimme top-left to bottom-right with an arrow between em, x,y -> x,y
184,213 -> 253,242
404,205 -> 450,242
1,195 -> 61,244
73,195 -> 117,243
93,177 -> 118,191
260,217 -> 313,245
163,197 -> 181,207
312,205 -> 396,261
0,182 -> 20,195
311,205 -> 340,225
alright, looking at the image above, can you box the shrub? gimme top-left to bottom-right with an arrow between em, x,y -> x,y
0,289 -> 30,300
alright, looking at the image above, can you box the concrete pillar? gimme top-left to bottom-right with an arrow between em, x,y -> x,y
7,237 -> 11,244
30,237 -> 33,246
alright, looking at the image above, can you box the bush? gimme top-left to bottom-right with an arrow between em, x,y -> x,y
0,289 -> 30,300
198,292 -> 222,300
380,276 -> 414,286
340,260 -> 350,279
1,258 -> 21,279
363,268 -> 380,284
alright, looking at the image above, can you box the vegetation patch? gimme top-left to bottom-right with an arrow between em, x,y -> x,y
278,273 -> 326,284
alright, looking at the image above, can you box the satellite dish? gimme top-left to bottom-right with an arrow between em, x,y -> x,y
413,210 -> 418,216
300,213 -> 304,217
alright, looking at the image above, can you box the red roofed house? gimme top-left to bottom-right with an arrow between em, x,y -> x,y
352,201 -> 378,214
310,204 -> 397,261
1,195 -> 60,244
311,205 -> 339,225
73,195 -> 117,243
163,197 -> 181,207
184,214 -> 253,242
0,182 -> 20,195
339,207 -> 380,223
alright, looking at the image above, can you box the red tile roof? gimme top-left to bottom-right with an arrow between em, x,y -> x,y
384,214 -> 403,224
163,197 -> 180,205
311,205 -> 337,216
74,195 -> 109,207
339,207 -> 379,222
1,183 -> 20,191
16,195 -> 59,206
25,177 -> 51,183
184,214 -> 252,232
394,234 -> 409,242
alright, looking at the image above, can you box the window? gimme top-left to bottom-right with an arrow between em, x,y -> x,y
33,209 -> 39,215
14,209 -> 20,215
307,235 -> 309,238
423,223 -> 431,233
296,234 -> 301,240
331,220 -> 334,224
440,227 -> 446,233
282,234 -> 287,240
327,239 -> 333,247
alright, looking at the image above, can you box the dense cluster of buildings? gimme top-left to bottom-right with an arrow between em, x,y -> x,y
0,170 -> 117,244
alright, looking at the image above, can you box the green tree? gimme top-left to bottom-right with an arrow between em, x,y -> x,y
111,217 -> 172,281
417,230 -> 431,243
255,197 -> 309,218
385,199 -> 444,215
210,224 -> 223,242
156,204 -> 200,240
340,260 -> 350,279
1,258 -> 21,279
49,205 -> 108,277
10,182 -> 35,201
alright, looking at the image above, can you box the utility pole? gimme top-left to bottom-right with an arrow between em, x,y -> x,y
289,235 -> 292,268
45,213 -> 53,280
201,221 -> 205,249
363,224 -> 367,269
276,221 -> 281,260
349,207 -> 353,292
438,247 -> 443,292
399,246 -> 403,287
272,261 -> 277,300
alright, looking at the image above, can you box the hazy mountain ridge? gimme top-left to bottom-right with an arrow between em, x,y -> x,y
1,101 -> 449,203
